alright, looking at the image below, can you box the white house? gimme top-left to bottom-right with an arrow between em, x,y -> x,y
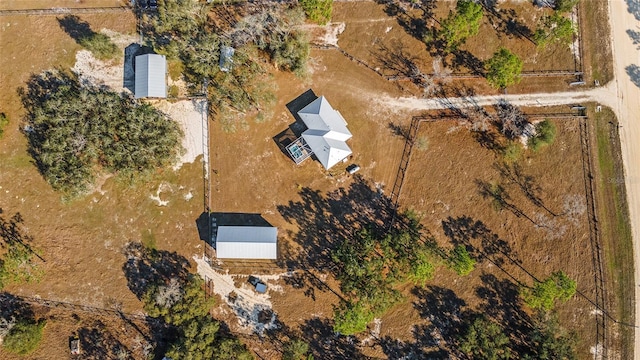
215,226 -> 277,260
134,54 -> 167,99
297,96 -> 352,170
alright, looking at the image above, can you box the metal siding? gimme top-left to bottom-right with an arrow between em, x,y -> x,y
134,54 -> 166,98
216,226 -> 277,259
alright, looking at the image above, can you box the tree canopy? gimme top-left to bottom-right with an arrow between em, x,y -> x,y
459,317 -> 512,360
438,0 -> 484,51
2,319 -> 45,355
534,12 -> 576,47
20,70 -> 183,196
485,48 -> 523,89
299,0 -> 333,25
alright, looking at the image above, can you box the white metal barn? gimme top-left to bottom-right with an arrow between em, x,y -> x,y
134,54 -> 167,99
215,226 -> 278,260
296,96 -> 353,170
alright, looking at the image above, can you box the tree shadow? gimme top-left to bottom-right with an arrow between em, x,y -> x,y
627,0 -> 640,21
626,64 -> 640,88
475,179 -> 539,225
627,28 -> 640,49
57,15 -> 97,45
377,0 -> 436,42
475,273 -> 532,355
494,162 -> 557,216
121,242 -> 191,300
276,176 -> 393,301
300,317 -> 365,359
0,209 -> 44,263
77,319 -> 133,359
277,176 -> 392,272
388,121 -> 410,139
0,292 -> 36,323
451,50 -> 485,76
441,215 -> 517,266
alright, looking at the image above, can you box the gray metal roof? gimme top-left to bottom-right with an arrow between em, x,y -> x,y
135,54 -> 167,99
215,226 -> 277,259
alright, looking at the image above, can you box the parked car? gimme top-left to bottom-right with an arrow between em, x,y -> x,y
248,276 -> 267,294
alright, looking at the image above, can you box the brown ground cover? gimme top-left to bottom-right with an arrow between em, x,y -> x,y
0,2 -> 611,359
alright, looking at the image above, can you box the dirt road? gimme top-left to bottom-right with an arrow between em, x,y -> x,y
608,0 -> 640,358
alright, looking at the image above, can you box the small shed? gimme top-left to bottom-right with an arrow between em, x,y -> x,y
215,226 -> 277,259
135,53 -> 167,99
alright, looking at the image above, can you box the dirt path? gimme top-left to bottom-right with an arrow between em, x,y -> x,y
378,82 -> 618,112
607,0 -> 640,358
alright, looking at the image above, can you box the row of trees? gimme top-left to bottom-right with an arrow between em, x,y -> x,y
331,214 -> 476,335
20,70 -> 183,196
419,0 -> 578,89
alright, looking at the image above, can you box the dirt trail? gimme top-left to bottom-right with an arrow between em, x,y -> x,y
378,82 -> 618,112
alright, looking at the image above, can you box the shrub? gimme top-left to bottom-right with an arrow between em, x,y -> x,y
486,48 -> 523,89
459,317 -> 512,360
555,0 -> 579,13
299,0 -> 333,25
168,85 -> 179,98
269,31 -> 310,75
2,319 -> 45,355
448,245 -> 476,276
522,271 -> 577,310
333,300 -> 375,335
79,32 -> 118,60
503,141 -> 523,163
528,119 -> 557,151
0,112 -> 8,138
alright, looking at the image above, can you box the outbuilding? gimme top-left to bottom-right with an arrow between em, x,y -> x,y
134,53 -> 167,99
215,226 -> 278,260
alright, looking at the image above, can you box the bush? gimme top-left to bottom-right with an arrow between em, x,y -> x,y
333,300 -> 375,335
283,338 -> 312,360
20,70 -> 183,196
299,0 -> 333,25
448,245 -> 475,276
79,32 -> 118,60
485,48 -> 523,89
168,85 -> 179,98
529,119 -> 557,151
522,271 -> 577,310
459,317 -> 512,360
0,112 -> 8,138
2,319 -> 45,355
503,141 -> 523,163
268,30 -> 310,75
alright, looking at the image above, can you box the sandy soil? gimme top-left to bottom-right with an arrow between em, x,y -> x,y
606,0 -> 640,358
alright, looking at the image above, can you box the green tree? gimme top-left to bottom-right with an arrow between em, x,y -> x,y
299,0 -> 333,25
2,319 -> 45,355
554,0 -> 579,13
165,316 -> 220,360
485,48 -> 523,89
524,312 -> 577,360
533,12 -> 576,47
0,112 -> 8,138
283,338 -> 313,360
437,0 -> 484,51
143,274 -> 214,326
459,317 -> 512,360
0,213 -> 43,290
213,338 -> 253,360
20,70 -> 183,196
528,119 -> 557,151
448,245 -> 476,276
521,271 -> 576,311
79,32 -> 118,60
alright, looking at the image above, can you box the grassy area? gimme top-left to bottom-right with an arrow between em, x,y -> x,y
580,0 -> 613,84
591,106 -> 634,359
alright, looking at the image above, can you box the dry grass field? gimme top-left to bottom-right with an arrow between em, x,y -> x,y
0,1 -> 618,359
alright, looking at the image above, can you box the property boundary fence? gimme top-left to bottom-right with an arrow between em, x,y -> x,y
579,116 -> 608,359
388,110 -> 609,358
0,6 -> 130,15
